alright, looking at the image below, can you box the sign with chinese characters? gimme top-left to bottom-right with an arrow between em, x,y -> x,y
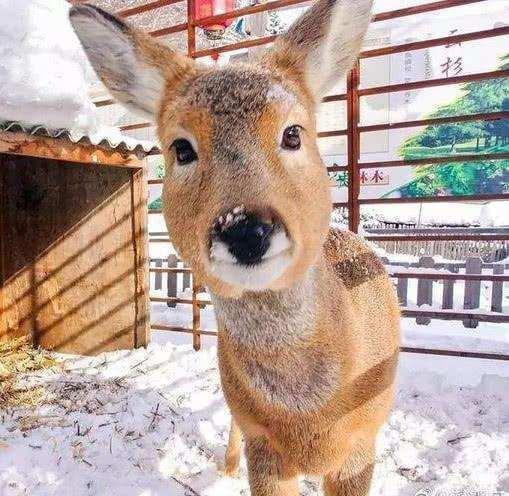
361,169 -> 390,186
322,2 -> 508,203
329,169 -> 390,188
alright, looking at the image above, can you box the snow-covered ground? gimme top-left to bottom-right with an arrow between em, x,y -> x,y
0,0 -> 98,131
1,326 -> 508,496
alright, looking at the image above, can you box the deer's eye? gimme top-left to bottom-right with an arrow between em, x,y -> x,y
172,139 -> 197,165
281,125 -> 301,150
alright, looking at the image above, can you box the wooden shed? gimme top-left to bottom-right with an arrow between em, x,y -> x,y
0,122 -> 155,355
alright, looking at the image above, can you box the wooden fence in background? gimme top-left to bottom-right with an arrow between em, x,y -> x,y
148,254 -> 509,359
149,254 -> 508,336
366,228 -> 509,262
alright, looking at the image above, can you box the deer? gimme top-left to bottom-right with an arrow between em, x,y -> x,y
70,1 -> 400,494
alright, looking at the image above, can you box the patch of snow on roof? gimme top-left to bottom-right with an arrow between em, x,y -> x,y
0,0 -> 98,132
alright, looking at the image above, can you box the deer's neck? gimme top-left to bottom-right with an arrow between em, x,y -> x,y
211,267 -> 317,350
211,268 -> 343,412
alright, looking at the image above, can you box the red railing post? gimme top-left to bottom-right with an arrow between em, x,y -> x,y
187,0 -> 196,57
187,0 -> 201,351
192,281 -> 201,350
347,62 -> 361,233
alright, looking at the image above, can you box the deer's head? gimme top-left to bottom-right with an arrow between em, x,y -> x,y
70,0 -> 372,297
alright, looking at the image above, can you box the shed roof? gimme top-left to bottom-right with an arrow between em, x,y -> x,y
0,120 -> 158,158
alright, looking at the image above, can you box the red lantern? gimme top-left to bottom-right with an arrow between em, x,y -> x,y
195,0 -> 235,38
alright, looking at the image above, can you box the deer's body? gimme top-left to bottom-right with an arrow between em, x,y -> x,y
71,1 -> 400,493
217,228 -> 399,491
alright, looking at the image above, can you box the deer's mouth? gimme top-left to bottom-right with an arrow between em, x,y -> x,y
207,205 -> 294,290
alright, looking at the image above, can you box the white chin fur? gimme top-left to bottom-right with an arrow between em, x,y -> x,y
209,231 -> 292,290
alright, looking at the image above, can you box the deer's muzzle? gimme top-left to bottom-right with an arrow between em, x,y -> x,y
207,206 -> 293,290
211,206 -> 284,266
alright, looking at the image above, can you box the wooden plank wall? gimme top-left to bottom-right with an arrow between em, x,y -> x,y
0,153 -> 149,354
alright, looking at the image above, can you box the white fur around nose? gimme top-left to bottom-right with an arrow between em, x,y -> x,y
209,230 -> 293,290
266,84 -> 296,105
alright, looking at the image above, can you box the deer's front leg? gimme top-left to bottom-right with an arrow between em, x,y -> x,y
323,441 -> 375,496
246,437 -> 298,496
224,418 -> 242,476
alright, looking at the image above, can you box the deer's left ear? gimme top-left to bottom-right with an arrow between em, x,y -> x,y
266,0 -> 373,101
70,4 -> 196,120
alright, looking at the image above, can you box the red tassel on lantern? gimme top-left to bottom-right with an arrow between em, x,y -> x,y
195,0 -> 235,38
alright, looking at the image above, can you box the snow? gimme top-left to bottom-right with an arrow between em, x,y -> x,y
363,203 -> 509,228
1,327 -> 508,496
0,0 -> 98,131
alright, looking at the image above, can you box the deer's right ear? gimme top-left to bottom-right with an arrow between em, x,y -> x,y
265,0 -> 373,101
70,4 -> 196,120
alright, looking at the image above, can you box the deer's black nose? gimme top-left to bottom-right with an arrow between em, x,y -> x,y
213,210 -> 274,265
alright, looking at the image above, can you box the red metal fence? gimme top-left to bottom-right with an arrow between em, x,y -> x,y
82,0 -> 508,359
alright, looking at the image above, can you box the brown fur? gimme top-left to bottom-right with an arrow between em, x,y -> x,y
216,231 -> 399,477
70,1 -> 399,494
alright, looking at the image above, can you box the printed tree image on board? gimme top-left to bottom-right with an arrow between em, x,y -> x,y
392,54 -> 508,199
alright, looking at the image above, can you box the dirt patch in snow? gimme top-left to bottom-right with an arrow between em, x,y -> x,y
0,337 -> 59,410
